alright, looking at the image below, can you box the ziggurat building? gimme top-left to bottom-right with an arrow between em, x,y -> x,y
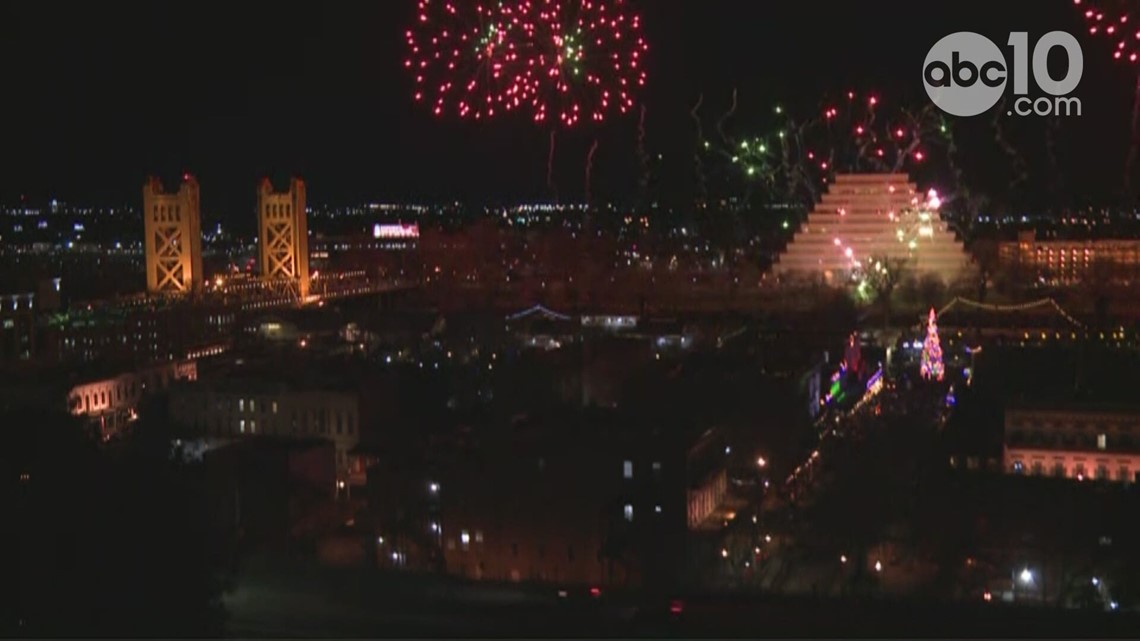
774,173 -> 972,284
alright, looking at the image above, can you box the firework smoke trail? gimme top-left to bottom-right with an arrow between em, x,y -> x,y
547,129 -> 558,202
1128,75 -> 1140,195
717,88 -> 739,145
1045,115 -> 1064,199
585,140 -> 599,204
992,97 -> 1029,189
691,94 -> 707,200
637,105 -> 649,199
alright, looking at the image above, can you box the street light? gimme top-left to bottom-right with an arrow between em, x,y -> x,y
874,560 -> 883,573
1019,567 -> 1033,584
840,554 -> 848,564
757,456 -> 767,468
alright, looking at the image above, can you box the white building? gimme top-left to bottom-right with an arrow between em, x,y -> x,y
1004,405 -> 1140,484
67,359 -> 198,439
775,173 -> 971,284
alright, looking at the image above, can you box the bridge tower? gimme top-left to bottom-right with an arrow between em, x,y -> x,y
143,174 -> 204,294
257,178 -> 310,300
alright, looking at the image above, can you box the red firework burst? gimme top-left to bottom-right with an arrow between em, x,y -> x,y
406,0 -> 649,127
506,0 -> 649,127
1075,0 -> 1140,63
405,0 -> 532,120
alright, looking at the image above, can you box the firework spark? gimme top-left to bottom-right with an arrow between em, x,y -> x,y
407,0 -> 649,128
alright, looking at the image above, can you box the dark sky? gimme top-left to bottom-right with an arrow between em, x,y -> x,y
0,0 -> 1133,221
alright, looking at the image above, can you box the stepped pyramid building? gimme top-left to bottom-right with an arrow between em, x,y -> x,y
774,173 -> 972,284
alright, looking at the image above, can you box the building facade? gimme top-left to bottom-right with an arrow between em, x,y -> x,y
998,231 -> 1140,285
369,419 -> 728,590
168,380 -> 363,481
1004,404 -> 1140,484
775,173 -> 971,284
67,359 -> 198,440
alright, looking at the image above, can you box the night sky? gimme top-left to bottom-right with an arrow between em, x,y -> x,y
0,1 -> 1134,219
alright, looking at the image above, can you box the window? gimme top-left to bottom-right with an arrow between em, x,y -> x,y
1012,461 -> 1024,474
655,505 -> 663,514
240,419 -> 246,434
239,399 -> 245,412
623,504 -> 634,521
1098,433 -> 1107,450
474,531 -> 483,543
1031,461 -> 1044,476
1119,467 -> 1131,483
1053,462 -> 1066,477
250,399 -> 256,412
250,420 -> 257,434
623,460 -> 633,479
460,531 -> 470,549
1096,465 -> 1109,481
652,461 -> 662,476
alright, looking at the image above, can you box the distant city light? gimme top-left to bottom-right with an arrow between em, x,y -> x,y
373,223 -> 420,239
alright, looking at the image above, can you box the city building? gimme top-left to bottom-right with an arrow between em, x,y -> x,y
309,223 -> 420,279
0,290 -> 39,365
257,178 -> 310,300
774,173 -> 971,284
168,378 -> 371,482
143,175 -> 204,294
998,230 -> 1140,285
66,359 -> 197,440
45,297 -> 234,367
1003,404 -> 1140,484
369,415 -> 728,590
198,438 -> 338,550
0,279 -> 61,367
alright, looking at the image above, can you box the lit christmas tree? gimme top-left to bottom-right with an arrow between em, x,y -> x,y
920,307 -> 944,381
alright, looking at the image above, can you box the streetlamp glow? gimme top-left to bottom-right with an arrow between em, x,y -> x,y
756,456 -> 767,468
874,560 -> 882,573
1019,568 -> 1033,584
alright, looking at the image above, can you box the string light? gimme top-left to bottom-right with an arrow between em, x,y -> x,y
937,297 -> 1086,329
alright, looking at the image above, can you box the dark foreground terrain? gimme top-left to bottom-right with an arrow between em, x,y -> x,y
224,555 -> 1140,638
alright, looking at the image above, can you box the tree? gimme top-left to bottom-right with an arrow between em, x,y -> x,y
968,238 -> 1000,303
2,408 -> 227,637
920,308 -> 945,381
918,272 -> 948,310
865,255 -> 910,330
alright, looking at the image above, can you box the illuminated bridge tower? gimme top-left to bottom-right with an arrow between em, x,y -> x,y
257,178 -> 310,300
143,175 -> 204,295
